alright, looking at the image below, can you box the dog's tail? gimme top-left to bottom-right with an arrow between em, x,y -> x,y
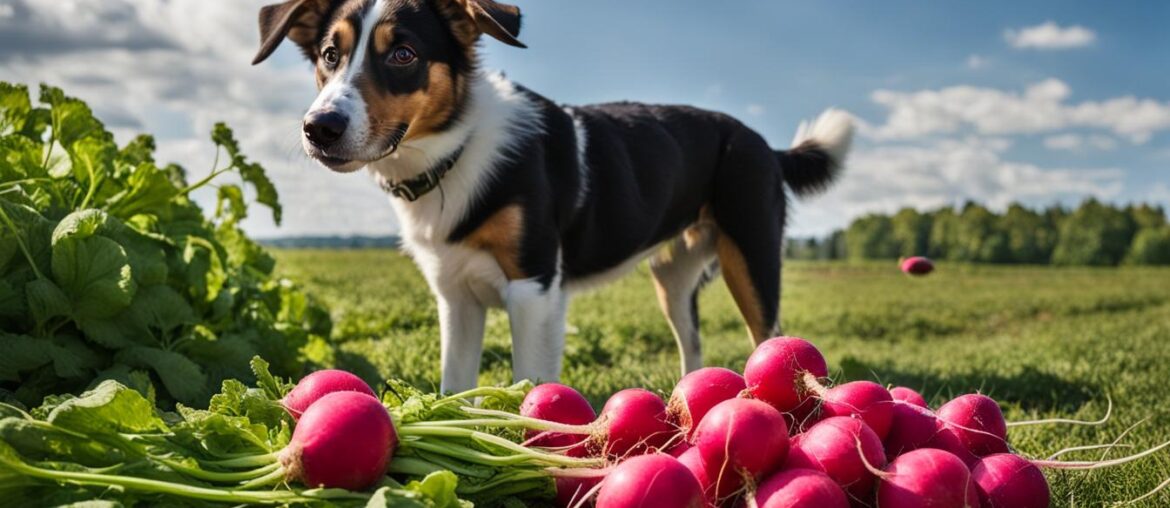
775,108 -> 855,198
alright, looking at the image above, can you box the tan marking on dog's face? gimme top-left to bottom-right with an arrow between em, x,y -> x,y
358,60 -> 463,143
464,204 -> 526,280
315,16 -> 359,87
717,232 -> 769,344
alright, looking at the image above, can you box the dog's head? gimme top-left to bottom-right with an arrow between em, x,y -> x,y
252,0 -> 524,172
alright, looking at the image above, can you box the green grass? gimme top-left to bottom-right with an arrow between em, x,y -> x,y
274,249 -> 1170,506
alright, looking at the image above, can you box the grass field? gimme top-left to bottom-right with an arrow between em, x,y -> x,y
274,249 -> 1170,506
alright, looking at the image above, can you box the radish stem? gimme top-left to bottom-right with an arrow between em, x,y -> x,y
1008,395 -> 1112,428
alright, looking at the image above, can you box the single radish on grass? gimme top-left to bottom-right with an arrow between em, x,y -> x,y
282,369 -> 377,420
890,386 -> 928,408
900,256 -> 934,276
784,416 -> 886,500
811,380 -> 895,440
877,448 -> 980,508
520,383 -> 596,455
743,337 -> 828,414
936,394 -> 1009,456
753,468 -> 849,508
281,391 -> 396,490
596,454 -> 704,508
667,367 -> 747,439
593,388 -> 677,457
692,398 -> 790,496
972,454 -> 1049,508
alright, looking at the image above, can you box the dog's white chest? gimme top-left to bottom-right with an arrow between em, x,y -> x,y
398,224 -> 510,308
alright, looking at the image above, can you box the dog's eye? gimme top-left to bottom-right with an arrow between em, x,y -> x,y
322,47 -> 340,68
388,46 -> 417,66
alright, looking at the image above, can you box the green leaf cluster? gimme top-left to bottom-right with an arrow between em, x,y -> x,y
0,82 -> 332,407
0,358 -> 468,507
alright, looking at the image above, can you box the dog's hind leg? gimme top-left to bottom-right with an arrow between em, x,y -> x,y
712,129 -> 786,346
650,224 -> 718,375
505,278 -> 568,384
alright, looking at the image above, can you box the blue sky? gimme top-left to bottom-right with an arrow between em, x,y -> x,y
2,0 -> 1168,237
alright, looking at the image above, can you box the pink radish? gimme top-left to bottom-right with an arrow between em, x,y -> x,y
877,448 -> 980,508
754,468 -> 849,508
813,380 -> 895,440
282,369 -> 377,420
667,367 -> 746,438
883,401 -> 978,466
677,446 -> 721,505
743,337 -> 829,413
555,476 -> 602,508
890,386 -> 928,408
280,391 -> 395,490
936,394 -> 1009,456
596,454 -> 704,508
882,401 -> 941,460
521,383 -> 596,454
784,416 -> 886,500
594,388 -> 677,457
972,454 -> 1049,508
900,256 -> 934,276
692,398 -> 789,496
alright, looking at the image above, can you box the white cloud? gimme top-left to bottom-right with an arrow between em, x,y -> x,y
1147,183 -> 1170,205
1043,133 -> 1118,152
863,79 -> 1170,143
787,137 -> 1126,236
1005,21 -> 1097,50
966,54 -> 988,70
746,104 -> 766,117
0,0 -> 398,238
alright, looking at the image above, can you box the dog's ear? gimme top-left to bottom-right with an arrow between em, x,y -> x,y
253,0 -> 332,65
469,0 -> 525,48
436,0 -> 526,49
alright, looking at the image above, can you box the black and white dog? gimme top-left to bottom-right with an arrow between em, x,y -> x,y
253,0 -> 853,392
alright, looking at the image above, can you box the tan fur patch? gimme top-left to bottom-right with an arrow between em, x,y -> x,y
464,205 -> 527,280
359,62 -> 461,142
717,232 -> 769,345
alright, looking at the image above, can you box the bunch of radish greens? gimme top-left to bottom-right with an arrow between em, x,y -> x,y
0,357 -> 600,507
0,82 -> 331,409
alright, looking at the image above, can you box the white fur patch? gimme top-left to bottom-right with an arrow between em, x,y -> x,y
791,108 -> 855,168
302,1 -> 386,165
369,72 -> 544,307
565,107 -> 590,213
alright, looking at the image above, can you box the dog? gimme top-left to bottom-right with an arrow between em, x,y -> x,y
253,0 -> 854,393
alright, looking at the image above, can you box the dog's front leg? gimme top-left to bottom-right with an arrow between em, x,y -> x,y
437,291 -> 487,393
504,279 -> 568,384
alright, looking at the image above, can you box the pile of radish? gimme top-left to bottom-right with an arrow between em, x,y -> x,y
108,341 -> 1163,506
507,336 -> 1169,508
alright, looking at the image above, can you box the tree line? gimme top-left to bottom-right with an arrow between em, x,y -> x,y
785,199 -> 1170,266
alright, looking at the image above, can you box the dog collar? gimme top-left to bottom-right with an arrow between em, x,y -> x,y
384,146 -> 465,202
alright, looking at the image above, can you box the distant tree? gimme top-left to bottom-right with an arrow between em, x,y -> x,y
1125,227 -> 1170,265
954,202 -> 1008,262
825,230 -> 847,260
1127,203 -> 1168,230
891,208 -> 932,257
1000,204 -> 1049,263
846,214 -> 899,260
1052,199 -> 1137,266
928,207 -> 960,260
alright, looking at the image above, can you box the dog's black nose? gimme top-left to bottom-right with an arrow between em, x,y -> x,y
303,112 -> 348,147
